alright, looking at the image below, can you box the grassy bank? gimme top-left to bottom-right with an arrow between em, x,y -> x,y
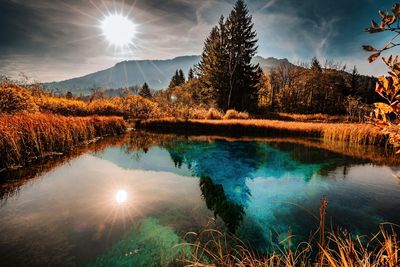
136,119 -> 389,147
184,224 -> 399,267
184,198 -> 399,267
0,114 -> 127,170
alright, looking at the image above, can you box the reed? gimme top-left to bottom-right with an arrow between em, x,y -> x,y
136,119 -> 389,147
0,114 -> 127,170
323,123 -> 386,146
182,225 -> 399,267
182,199 -> 399,267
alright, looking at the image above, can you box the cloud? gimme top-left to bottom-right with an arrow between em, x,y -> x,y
262,0 -> 277,10
0,0 -> 393,81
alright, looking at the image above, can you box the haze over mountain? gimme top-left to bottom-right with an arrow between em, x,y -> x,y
44,55 -> 292,94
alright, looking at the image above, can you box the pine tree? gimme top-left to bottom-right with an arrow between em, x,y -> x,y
139,82 -> 152,98
178,69 -> 185,84
311,57 -> 322,73
169,70 -> 179,89
169,69 -> 186,89
350,66 -> 359,96
225,0 -> 260,111
188,68 -> 195,80
197,1 -> 260,111
198,16 -> 230,110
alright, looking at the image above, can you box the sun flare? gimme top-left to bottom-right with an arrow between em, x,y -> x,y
115,189 -> 128,204
101,14 -> 136,47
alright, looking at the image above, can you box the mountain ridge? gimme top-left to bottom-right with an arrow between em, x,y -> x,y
44,55 -> 292,94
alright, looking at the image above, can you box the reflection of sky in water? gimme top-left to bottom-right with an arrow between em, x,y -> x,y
0,138 -> 399,266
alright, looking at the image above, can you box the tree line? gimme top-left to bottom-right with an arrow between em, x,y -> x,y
162,0 -> 377,116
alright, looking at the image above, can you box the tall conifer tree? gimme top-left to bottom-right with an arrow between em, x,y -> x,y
225,0 -> 260,111
139,82 -> 151,98
168,69 -> 185,89
178,69 -> 186,84
197,0 -> 260,111
198,16 -> 230,110
188,68 -> 194,80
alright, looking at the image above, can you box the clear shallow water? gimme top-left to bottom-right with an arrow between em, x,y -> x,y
0,132 -> 400,266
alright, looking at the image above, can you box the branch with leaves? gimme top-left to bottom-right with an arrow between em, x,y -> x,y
364,3 -> 400,153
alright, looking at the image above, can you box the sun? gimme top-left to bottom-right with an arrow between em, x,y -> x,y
115,189 -> 128,204
101,14 -> 137,47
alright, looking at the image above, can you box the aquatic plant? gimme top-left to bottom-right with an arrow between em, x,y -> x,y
88,218 -> 192,267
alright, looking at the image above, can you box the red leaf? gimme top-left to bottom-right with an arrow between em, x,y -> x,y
375,83 -> 384,96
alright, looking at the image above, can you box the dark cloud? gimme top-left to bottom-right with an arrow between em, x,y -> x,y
0,0 -> 397,81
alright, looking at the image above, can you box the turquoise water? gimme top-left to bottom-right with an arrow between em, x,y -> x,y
0,133 -> 399,266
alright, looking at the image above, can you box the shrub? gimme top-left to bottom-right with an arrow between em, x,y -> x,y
206,108 -> 223,120
0,83 -> 38,114
223,109 -> 249,120
88,98 -> 123,116
123,95 -> 161,119
188,107 -> 210,119
37,96 -> 89,116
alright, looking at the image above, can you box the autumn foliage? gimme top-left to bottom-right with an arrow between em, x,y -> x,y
364,2 -> 400,152
0,82 -> 38,114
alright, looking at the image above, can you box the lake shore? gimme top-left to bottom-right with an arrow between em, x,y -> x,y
0,114 -> 127,171
135,118 -> 389,147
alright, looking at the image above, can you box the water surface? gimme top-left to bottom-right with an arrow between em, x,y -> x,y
0,132 -> 399,266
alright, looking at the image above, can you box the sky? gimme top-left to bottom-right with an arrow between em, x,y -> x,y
0,0 -> 398,82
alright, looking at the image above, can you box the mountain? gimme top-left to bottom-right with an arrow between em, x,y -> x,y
44,55 -> 292,94
253,56 -> 292,71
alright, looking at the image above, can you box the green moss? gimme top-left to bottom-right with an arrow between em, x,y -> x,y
86,218 -> 191,267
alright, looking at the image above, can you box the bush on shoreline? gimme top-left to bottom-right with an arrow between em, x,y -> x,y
0,83 -> 38,114
223,109 -> 250,120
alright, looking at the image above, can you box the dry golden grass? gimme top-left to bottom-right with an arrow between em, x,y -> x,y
323,123 -> 385,146
182,225 -> 399,267
182,198 -> 399,267
275,113 -> 348,123
0,83 -> 39,114
206,108 -> 224,120
0,114 -> 127,170
37,96 -> 90,116
0,81 -> 162,118
223,109 -> 250,120
137,119 -> 389,147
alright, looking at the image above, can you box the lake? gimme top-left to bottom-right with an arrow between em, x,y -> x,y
0,131 -> 400,266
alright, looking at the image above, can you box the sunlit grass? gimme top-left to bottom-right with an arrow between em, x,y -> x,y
182,198 -> 400,267
137,119 -> 389,147
0,114 -> 127,170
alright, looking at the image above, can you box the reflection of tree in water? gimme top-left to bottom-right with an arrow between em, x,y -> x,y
200,176 -> 245,232
166,140 -> 258,207
163,138 -> 365,233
